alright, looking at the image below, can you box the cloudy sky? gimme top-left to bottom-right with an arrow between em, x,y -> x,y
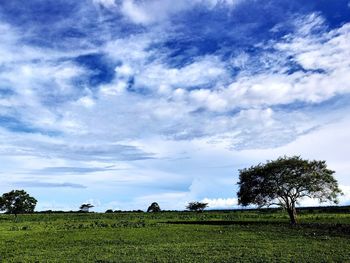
0,0 -> 349,211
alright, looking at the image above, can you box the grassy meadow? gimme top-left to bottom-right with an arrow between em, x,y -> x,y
0,207 -> 349,262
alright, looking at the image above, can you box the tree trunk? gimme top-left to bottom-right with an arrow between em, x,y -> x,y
287,207 -> 297,225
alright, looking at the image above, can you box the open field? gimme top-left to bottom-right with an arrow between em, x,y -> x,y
0,207 -> 350,262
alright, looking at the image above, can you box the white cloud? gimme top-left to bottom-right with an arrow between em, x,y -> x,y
277,17 -> 350,71
135,55 -> 228,92
339,185 -> 350,205
165,15 -> 350,114
190,89 -> 228,112
75,96 -> 96,108
105,35 -> 153,61
202,197 -> 237,209
94,14 -> 350,151
121,0 -> 154,25
1,14 -> 349,155
115,64 -> 133,77
119,0 -> 239,25
188,21 -> 350,110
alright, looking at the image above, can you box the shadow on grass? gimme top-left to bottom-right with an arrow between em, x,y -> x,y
165,220 -> 288,226
164,220 -> 350,235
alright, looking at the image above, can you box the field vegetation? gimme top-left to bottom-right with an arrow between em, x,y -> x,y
0,207 -> 349,262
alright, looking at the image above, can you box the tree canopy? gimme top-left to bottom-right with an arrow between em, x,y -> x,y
186,202 -> 208,212
237,156 -> 342,224
0,190 -> 37,216
80,204 -> 94,212
147,202 -> 161,212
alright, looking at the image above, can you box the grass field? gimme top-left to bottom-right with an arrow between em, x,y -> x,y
0,207 -> 349,262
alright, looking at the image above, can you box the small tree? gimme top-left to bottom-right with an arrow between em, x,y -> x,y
0,190 -> 37,216
79,203 -> 94,212
186,201 -> 208,212
147,202 -> 161,212
237,156 -> 343,224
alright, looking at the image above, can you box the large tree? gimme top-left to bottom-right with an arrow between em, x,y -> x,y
0,190 -> 37,216
237,156 -> 342,224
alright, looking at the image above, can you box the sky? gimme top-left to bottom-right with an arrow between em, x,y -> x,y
0,0 -> 350,212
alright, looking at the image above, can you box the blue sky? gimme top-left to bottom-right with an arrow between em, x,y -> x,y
0,0 -> 350,211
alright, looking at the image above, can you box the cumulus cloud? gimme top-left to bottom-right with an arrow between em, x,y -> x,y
202,197 -> 237,209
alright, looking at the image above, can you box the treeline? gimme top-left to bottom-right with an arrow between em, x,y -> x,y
31,205 -> 350,214
206,206 -> 350,214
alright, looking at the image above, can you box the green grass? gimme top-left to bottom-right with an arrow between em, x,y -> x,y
0,209 -> 349,262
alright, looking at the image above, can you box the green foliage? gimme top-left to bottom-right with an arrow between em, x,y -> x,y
186,201 -> 208,212
0,190 -> 37,215
80,203 -> 94,212
0,209 -> 349,262
147,202 -> 161,212
237,156 -> 343,224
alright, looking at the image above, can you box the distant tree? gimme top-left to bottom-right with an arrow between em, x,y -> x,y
105,209 -> 113,213
237,156 -> 343,224
0,190 -> 37,216
186,201 -> 208,212
147,202 -> 161,212
79,203 -> 94,212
